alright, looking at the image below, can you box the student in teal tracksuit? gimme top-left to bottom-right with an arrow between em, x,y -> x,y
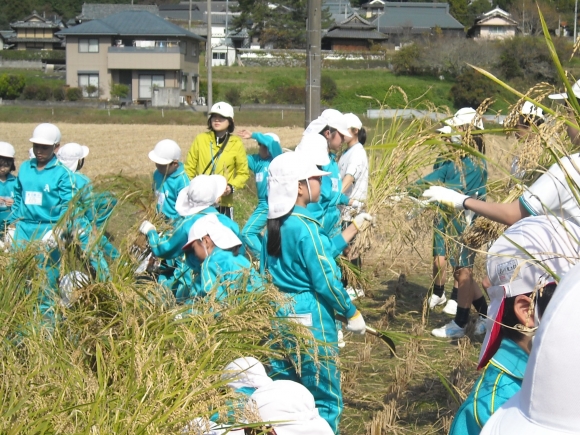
139,174 -> 243,302
183,214 -> 262,301
0,142 -> 17,236
8,124 -> 74,316
262,152 -> 372,434
238,130 -> 283,258
148,139 -> 190,221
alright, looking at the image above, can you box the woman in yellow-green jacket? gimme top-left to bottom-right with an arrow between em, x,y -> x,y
184,102 -> 249,219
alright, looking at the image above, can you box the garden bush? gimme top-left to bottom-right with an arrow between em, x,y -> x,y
450,69 -> 499,108
21,84 -> 53,101
321,74 -> 338,102
53,87 -> 66,101
224,87 -> 242,106
0,73 -> 26,100
199,81 -> 220,103
66,87 -> 83,101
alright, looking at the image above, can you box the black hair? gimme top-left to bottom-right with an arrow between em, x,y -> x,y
501,282 -> 557,342
358,127 -> 367,145
471,134 -> 486,155
266,214 -> 289,257
76,158 -> 85,172
0,156 -> 16,172
518,114 -> 545,129
207,115 -> 235,133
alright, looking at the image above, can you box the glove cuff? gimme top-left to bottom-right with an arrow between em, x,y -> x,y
349,310 -> 362,321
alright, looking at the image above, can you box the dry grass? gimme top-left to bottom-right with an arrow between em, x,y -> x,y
0,123 -> 304,179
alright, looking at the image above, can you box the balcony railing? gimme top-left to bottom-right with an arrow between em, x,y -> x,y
108,46 -> 181,53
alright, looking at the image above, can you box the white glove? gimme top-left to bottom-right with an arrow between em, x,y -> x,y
41,229 -> 58,249
353,212 -> 373,231
422,186 -> 469,210
351,199 -> 364,211
139,220 -> 156,235
346,311 -> 366,335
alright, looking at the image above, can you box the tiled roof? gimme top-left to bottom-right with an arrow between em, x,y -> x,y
6,36 -> 62,43
58,11 -> 205,40
159,2 -> 239,14
323,28 -> 387,39
76,4 -> 159,21
373,2 -> 464,31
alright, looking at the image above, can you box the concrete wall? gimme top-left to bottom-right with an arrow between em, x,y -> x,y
0,59 -> 43,69
152,87 -> 181,107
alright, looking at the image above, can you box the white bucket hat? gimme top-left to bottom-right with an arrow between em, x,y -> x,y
175,174 -> 227,217
343,113 -> 362,130
29,123 -> 61,146
436,125 -> 453,134
182,213 -> 241,251
325,112 -> 353,139
303,117 -> 328,135
148,139 -> 181,165
264,132 -> 280,145
267,152 -> 330,219
221,357 -> 273,390
57,143 -> 90,172
295,133 -> 330,166
548,79 -> 580,100
209,102 -> 234,119
479,215 -> 580,369
251,380 -> 334,435
445,107 -> 484,129
520,101 -> 545,120
480,262 -> 580,435
0,142 -> 15,159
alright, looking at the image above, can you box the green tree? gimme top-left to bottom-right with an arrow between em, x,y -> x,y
447,0 -> 469,26
450,69 -> 498,108
0,74 -> 26,100
391,44 -> 423,75
466,0 -> 492,26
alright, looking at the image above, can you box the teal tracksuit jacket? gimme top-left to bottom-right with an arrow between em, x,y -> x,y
262,205 -> 356,434
0,173 -> 17,229
450,339 -> 528,434
307,153 -> 350,238
153,162 -> 190,221
145,206 -> 242,302
241,133 -> 283,258
199,247 -> 263,301
411,155 -> 487,267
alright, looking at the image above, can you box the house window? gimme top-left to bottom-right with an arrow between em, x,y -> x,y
489,26 -> 506,34
212,52 -> 226,60
181,73 -> 188,91
192,43 -> 197,56
139,74 -> 165,99
79,38 -> 99,53
78,73 -> 99,98
192,77 -> 197,92
26,42 -> 45,49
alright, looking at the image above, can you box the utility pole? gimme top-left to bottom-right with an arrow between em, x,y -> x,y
226,0 -> 229,66
305,0 -> 321,127
189,0 -> 192,31
575,0 -> 578,42
207,0 -> 213,111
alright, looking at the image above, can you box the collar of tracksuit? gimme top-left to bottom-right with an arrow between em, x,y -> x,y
30,155 -> 59,170
489,338 -> 529,380
291,205 -> 322,226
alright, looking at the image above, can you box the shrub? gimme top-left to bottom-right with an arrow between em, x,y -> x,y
224,87 -> 242,106
391,43 -> 423,75
199,81 -> 220,103
66,87 -> 83,101
53,87 -> 66,101
110,83 -> 129,100
450,69 -> 498,108
22,84 -> 53,101
321,75 -> 338,102
0,74 -> 26,100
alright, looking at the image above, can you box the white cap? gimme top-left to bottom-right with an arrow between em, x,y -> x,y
479,215 -> 580,369
445,107 -> 484,129
264,132 -> 280,145
343,113 -> 362,130
175,174 -> 227,217
325,112 -> 353,139
251,380 -> 334,435
267,152 -> 330,219
148,139 -> 181,165
295,133 -> 330,166
548,79 -> 580,100
57,143 -> 90,172
520,101 -> 545,120
29,123 -> 61,146
0,142 -> 15,159
209,101 -> 234,119
436,125 -> 453,134
182,213 -> 241,251
221,357 -> 273,391
480,262 -> 580,435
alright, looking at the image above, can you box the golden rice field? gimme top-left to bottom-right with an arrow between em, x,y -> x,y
1,123 -> 305,179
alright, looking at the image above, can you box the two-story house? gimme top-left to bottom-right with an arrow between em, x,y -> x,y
57,10 -> 205,103
468,7 -> 518,40
6,11 -> 65,51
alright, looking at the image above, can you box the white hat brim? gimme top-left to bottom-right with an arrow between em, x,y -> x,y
148,150 -> 173,165
480,392 -> 566,435
29,137 -> 56,146
175,189 -> 212,217
548,92 -> 568,100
